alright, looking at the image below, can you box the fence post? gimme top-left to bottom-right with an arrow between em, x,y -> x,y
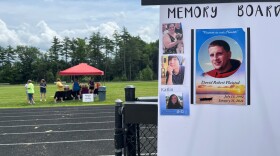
125,85 -> 135,101
124,85 -> 137,156
114,99 -> 123,156
136,124 -> 141,156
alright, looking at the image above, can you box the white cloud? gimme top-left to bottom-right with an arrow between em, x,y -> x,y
28,35 -> 41,45
60,21 -> 120,40
36,20 -> 60,41
0,0 -> 159,51
0,19 -> 21,47
1,20 -> 60,51
98,22 -> 121,38
16,23 -> 36,45
0,18 -> 158,51
137,24 -> 159,43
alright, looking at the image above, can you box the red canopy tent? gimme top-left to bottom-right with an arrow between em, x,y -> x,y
59,63 -> 104,76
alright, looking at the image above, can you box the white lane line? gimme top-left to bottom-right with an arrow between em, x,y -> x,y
0,111 -> 114,118
0,116 -> 114,123
0,105 -> 114,112
0,139 -> 114,146
0,108 -> 114,115
0,128 -> 114,135
0,121 -> 114,128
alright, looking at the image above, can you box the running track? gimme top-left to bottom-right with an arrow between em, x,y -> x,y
0,105 -> 115,156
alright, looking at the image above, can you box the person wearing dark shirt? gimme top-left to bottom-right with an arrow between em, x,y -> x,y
80,84 -> 89,95
167,94 -> 183,109
163,23 -> 183,54
166,55 -> 185,85
72,78 -> 81,100
204,40 -> 241,78
39,79 -> 47,101
88,77 -> 95,93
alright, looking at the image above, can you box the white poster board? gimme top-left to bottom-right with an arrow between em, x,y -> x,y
82,94 -> 94,102
158,2 -> 280,156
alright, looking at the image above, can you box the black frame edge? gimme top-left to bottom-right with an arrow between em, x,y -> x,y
191,29 -> 194,104
247,27 -> 251,105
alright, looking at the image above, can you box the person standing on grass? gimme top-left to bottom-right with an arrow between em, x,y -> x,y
54,78 -> 64,103
88,77 -> 95,94
27,80 -> 35,104
24,81 -> 29,103
39,79 -> 47,101
72,78 -> 81,100
93,82 -> 101,98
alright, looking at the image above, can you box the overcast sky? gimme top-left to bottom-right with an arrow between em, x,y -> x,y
0,0 -> 159,51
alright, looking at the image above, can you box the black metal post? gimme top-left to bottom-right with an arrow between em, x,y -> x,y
126,123 -> 136,156
125,85 -> 135,101
114,99 -> 123,156
136,124 -> 141,156
124,85 -> 137,156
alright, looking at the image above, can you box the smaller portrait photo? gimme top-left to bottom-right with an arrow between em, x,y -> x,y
161,55 -> 185,85
162,23 -> 184,54
160,92 -> 189,116
166,93 -> 183,109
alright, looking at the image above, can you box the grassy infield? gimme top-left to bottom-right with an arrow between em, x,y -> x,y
0,81 -> 158,109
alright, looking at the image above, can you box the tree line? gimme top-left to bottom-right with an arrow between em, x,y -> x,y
0,27 -> 159,84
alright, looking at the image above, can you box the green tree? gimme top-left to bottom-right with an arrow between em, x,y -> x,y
103,36 -> 114,81
143,40 -> 159,79
0,46 -> 17,83
48,36 -> 62,62
0,46 -> 5,67
111,30 -> 123,79
126,36 -> 146,80
119,27 -> 131,79
70,38 -> 88,65
32,53 -> 52,82
139,65 -> 154,81
48,36 -> 63,76
88,32 -> 104,69
0,28 -> 159,83
61,37 -> 71,64
15,46 -> 41,82
4,45 -> 16,66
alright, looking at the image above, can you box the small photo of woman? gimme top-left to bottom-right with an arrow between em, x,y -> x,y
163,23 -> 184,54
166,93 -> 183,109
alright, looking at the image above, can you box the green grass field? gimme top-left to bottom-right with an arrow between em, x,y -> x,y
0,81 -> 158,109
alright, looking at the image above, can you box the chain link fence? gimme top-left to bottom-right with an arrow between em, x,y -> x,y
123,123 -> 157,156
114,99 -> 158,156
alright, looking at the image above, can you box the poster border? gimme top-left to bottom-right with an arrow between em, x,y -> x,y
247,27 -> 251,105
191,29 -> 194,104
191,28 -> 250,105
